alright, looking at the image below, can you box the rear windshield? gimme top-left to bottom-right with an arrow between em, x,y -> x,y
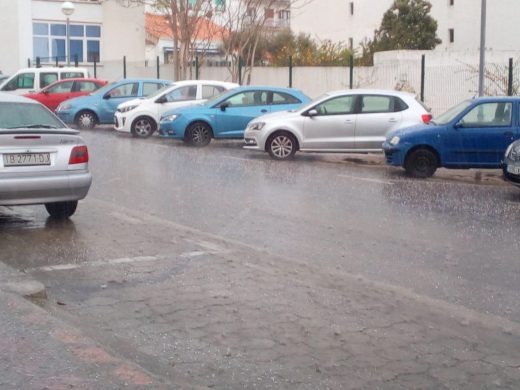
0,102 -> 65,129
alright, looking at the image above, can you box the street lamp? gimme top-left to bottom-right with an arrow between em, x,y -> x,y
478,0 -> 486,96
61,1 -> 75,66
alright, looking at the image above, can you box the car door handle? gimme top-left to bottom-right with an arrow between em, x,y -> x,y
389,118 -> 398,123
345,119 -> 354,124
260,109 -> 268,113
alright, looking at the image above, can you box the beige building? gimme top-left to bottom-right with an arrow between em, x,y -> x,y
0,0 -> 146,75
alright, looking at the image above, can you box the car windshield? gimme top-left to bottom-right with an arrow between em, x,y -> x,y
297,93 -> 330,112
91,81 -> 117,96
147,83 -> 177,100
0,102 -> 65,129
432,100 -> 473,125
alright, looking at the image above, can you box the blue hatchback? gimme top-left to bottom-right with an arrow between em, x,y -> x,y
383,97 -> 520,178
55,78 -> 171,129
158,86 -> 310,146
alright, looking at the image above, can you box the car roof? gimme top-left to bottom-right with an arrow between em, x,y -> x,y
116,78 -> 171,83
472,96 -> 520,102
171,80 -> 237,86
324,89 -> 417,98
232,85 -> 301,92
0,93 -> 40,104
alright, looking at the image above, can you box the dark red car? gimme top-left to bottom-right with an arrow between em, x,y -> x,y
24,78 -> 108,112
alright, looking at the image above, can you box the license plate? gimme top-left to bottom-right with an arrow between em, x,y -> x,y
3,153 -> 51,167
507,164 -> 520,175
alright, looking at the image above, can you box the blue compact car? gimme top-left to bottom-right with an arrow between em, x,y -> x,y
158,86 -> 311,146
55,78 -> 171,129
383,97 -> 520,178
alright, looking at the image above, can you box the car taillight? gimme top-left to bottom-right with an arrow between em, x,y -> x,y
422,114 -> 432,124
69,145 -> 89,164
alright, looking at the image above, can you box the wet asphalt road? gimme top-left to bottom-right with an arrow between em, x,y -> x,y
1,128 -> 520,324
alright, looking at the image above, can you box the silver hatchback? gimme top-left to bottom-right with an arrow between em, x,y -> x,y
0,94 -> 91,218
244,89 -> 431,160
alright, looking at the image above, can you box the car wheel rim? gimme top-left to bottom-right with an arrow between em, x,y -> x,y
415,156 -> 430,173
192,126 -> 209,144
135,119 -> 151,136
271,136 -> 293,158
79,114 -> 93,128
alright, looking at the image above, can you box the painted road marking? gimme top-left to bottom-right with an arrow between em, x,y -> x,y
338,174 -> 394,185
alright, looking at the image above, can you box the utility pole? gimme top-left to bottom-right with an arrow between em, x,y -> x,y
478,0 -> 486,96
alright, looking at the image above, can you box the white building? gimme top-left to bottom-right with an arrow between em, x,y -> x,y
0,0 -> 146,75
291,0 -> 520,53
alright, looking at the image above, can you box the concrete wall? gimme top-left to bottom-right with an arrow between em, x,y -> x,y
0,0 -> 32,75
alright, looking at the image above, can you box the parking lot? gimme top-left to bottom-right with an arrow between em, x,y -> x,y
1,129 -> 520,388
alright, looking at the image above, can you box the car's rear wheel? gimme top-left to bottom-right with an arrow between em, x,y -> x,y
45,201 -> 78,219
75,111 -> 97,130
267,131 -> 297,160
131,117 -> 156,138
186,122 -> 212,147
405,148 -> 438,178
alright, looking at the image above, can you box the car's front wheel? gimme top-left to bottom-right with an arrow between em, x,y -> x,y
267,132 -> 297,160
405,148 -> 438,178
75,111 -> 97,130
186,122 -> 212,147
131,117 -> 156,138
45,201 -> 78,219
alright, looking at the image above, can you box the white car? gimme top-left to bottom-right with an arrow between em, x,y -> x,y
114,80 -> 238,138
244,89 -> 431,160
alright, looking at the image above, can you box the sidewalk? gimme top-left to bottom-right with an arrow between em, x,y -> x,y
0,262 -> 170,390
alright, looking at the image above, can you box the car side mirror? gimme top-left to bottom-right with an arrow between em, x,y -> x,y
103,93 -> 111,100
156,96 -> 167,104
220,102 -> 229,111
454,121 -> 464,129
307,109 -> 318,117
42,90 -> 49,95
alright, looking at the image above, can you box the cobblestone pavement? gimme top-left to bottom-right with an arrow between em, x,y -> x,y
24,200 -> 520,390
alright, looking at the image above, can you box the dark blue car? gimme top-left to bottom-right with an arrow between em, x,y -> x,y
158,86 -> 311,146
383,97 -> 520,178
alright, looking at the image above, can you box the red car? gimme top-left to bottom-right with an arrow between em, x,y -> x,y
24,78 -> 108,112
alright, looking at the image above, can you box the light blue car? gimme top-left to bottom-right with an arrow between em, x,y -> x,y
55,78 -> 171,129
158,86 -> 311,146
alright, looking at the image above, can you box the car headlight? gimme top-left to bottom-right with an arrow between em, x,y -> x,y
247,122 -> 265,131
390,136 -> 400,146
119,105 -> 138,113
508,143 -> 520,162
160,114 -> 178,123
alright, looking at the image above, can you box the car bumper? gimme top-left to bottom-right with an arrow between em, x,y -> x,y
382,142 -> 406,166
243,130 -> 264,150
0,170 -> 92,206
158,121 -> 182,138
114,112 -> 131,133
503,161 -> 520,188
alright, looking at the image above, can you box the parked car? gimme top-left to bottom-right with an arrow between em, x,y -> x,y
503,140 -> 520,188
115,80 -> 238,138
0,67 -> 89,95
23,78 -> 108,111
0,93 -> 91,218
55,78 -> 171,129
243,89 -> 431,160
159,86 -> 311,146
383,97 -> 519,178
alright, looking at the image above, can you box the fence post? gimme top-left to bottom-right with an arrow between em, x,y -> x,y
36,57 -> 41,68
93,60 -> 97,78
74,54 -> 78,67
123,56 -> 127,79
156,56 -> 160,79
349,55 -> 354,89
55,57 -> 59,67
238,56 -> 243,85
288,55 -> 293,88
508,58 -> 513,96
28,58 -> 31,68
196,56 -> 200,80
420,54 -> 426,102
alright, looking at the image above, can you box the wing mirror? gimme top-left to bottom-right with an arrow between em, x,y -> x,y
156,96 -> 167,104
220,102 -> 229,111
103,93 -> 111,100
307,109 -> 318,117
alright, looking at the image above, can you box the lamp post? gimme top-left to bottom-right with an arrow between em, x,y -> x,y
478,0 -> 486,96
61,1 -> 75,66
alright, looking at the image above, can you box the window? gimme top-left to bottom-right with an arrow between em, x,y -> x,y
3,73 -> 35,91
449,28 -> 454,43
349,2 -> 354,15
202,85 -> 225,99
265,8 -> 274,19
40,72 -> 58,89
360,95 -> 395,113
224,91 -> 267,107
75,81 -> 99,92
460,102 -> 512,127
164,85 -> 197,102
313,95 -> 355,115
107,83 -> 139,98
62,72 -> 85,79
278,10 -> 290,20
271,92 -> 301,105
47,81 -> 74,94
143,82 -> 165,97
32,22 -> 101,63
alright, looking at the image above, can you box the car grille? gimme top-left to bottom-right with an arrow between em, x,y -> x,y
384,150 -> 394,164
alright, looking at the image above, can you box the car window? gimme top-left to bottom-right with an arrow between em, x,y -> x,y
107,82 -> 139,98
271,92 -> 301,105
313,95 -> 355,115
143,82 -> 165,97
164,85 -> 197,102
459,102 -> 512,127
224,91 -> 268,107
360,95 -> 394,113
2,73 -> 35,91
202,85 -> 225,99
0,102 -> 64,129
46,81 -> 74,93
75,81 -> 99,92
40,73 -> 58,89
394,97 -> 409,112
61,72 -> 84,79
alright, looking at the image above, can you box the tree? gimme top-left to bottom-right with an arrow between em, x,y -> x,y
359,0 -> 441,65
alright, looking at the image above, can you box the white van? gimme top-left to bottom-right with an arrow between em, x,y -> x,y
0,67 -> 89,95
